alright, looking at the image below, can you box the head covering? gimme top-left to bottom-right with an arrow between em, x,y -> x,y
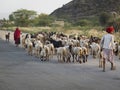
106,26 -> 114,33
16,27 -> 19,30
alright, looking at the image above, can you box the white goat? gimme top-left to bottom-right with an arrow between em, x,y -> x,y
56,46 -> 71,63
40,45 -> 50,61
21,34 -> 26,49
90,42 -> 100,58
25,38 -> 33,55
36,34 -> 45,44
71,46 -> 83,63
46,43 -> 55,58
34,40 -> 43,58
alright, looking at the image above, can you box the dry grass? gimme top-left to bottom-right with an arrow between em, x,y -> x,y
1,26 -> 120,42
114,32 -> 120,42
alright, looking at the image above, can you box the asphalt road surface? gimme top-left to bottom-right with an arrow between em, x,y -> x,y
0,37 -> 120,90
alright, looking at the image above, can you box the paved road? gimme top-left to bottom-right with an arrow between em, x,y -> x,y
0,38 -> 120,90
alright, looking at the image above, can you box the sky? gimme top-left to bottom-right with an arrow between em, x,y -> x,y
0,0 -> 72,19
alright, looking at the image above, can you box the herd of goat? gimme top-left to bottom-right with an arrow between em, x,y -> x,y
17,31 -> 120,66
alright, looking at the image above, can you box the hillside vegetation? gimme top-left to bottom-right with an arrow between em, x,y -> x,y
50,0 -> 120,22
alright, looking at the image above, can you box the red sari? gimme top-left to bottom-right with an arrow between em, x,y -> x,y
14,28 -> 21,45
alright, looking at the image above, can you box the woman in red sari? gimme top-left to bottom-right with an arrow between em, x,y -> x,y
14,27 -> 21,46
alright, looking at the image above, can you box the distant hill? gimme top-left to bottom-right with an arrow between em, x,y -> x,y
50,0 -> 120,21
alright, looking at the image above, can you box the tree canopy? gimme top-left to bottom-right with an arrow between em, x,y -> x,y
9,9 -> 37,27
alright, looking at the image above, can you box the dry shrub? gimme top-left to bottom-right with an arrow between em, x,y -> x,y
64,29 -> 83,35
88,29 -> 106,38
114,32 -> 120,42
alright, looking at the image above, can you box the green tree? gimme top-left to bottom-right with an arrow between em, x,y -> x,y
74,19 -> 91,26
99,12 -> 112,26
35,13 -> 54,26
9,9 -> 37,27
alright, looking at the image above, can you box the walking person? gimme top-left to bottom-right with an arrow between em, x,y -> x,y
14,27 -> 21,47
100,26 -> 116,72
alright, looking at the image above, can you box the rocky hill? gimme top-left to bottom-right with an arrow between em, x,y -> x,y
50,0 -> 120,21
